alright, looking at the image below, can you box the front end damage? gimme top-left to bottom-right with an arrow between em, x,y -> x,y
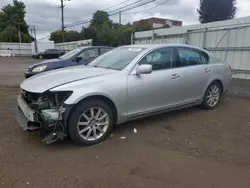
16,90 -> 73,144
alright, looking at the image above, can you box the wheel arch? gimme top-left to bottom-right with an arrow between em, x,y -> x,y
68,95 -> 118,126
202,79 -> 224,100
209,79 -> 224,93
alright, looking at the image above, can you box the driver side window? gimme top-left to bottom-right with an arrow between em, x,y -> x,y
139,48 -> 174,71
77,49 -> 99,61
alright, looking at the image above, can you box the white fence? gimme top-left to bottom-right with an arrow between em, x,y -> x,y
55,39 -> 92,52
0,42 -> 32,56
0,49 -> 12,57
0,39 -> 93,56
132,16 -> 250,79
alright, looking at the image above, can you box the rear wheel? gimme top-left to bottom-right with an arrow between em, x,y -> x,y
39,55 -> 43,59
201,82 -> 222,109
68,100 -> 114,146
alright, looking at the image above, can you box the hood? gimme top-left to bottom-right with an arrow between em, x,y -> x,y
28,58 -> 65,69
21,66 -> 117,93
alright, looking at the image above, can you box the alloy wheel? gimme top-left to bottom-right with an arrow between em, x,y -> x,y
77,107 -> 109,141
206,85 -> 220,107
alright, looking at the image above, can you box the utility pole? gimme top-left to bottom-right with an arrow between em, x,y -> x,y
29,25 -> 38,53
119,11 -> 121,25
18,23 -> 21,43
33,26 -> 37,53
60,0 -> 65,42
60,0 -> 70,42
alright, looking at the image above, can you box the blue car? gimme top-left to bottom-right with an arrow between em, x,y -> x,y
25,46 -> 113,78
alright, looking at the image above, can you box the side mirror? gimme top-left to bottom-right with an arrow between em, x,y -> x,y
74,56 -> 82,62
135,64 -> 152,74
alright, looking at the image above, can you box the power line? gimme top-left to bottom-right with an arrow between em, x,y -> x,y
65,0 -> 155,28
40,0 -> 155,38
103,0 -> 131,11
64,1 -> 143,27
33,0 -> 133,27
110,0 -> 155,15
109,0 -> 155,24
108,0 -> 142,13
124,0 -> 171,14
61,0 -> 136,26
39,0 -> 55,19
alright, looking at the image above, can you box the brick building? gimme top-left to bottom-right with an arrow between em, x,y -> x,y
133,17 -> 182,29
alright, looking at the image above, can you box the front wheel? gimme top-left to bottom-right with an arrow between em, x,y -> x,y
201,82 -> 222,109
68,100 -> 114,146
38,55 -> 43,59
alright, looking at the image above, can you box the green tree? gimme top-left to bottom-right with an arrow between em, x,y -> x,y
0,25 -> 18,42
50,30 -> 64,43
81,26 -> 99,46
65,30 -> 84,42
90,11 -> 112,28
50,30 -> 84,43
197,0 -> 237,23
52,10 -> 137,47
82,10 -> 136,47
94,21 -> 114,46
0,0 -> 32,42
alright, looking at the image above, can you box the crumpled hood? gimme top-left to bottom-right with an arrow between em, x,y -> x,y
21,65 -> 117,93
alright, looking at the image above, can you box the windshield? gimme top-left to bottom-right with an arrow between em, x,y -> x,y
88,47 -> 145,70
59,47 -> 85,59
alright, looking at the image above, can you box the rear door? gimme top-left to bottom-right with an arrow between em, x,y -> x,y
50,49 -> 59,58
170,47 -> 211,104
44,49 -> 57,58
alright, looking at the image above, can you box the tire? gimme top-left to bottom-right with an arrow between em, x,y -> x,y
201,81 -> 222,110
68,99 -> 114,146
38,55 -> 43,59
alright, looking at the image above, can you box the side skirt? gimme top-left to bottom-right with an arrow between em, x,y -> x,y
127,100 -> 201,122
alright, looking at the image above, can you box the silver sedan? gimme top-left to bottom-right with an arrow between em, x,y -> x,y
16,44 -> 232,146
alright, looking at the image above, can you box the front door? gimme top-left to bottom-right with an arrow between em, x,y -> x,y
73,48 -> 99,66
127,47 -> 181,117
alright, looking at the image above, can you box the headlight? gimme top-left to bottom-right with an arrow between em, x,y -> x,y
32,65 -> 47,72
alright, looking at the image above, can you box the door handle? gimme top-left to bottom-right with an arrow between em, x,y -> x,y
204,68 -> 211,73
171,74 -> 180,79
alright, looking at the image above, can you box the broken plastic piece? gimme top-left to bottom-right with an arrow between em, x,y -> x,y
134,128 -> 137,134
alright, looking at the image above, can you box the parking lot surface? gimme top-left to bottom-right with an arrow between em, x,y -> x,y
1,57 -> 250,188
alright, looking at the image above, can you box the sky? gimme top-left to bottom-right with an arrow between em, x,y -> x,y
0,0 -> 250,39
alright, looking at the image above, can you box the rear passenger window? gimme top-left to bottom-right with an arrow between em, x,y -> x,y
100,48 -> 111,54
176,48 -> 209,67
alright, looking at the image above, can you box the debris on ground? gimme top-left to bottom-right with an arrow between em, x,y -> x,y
133,128 -> 137,134
120,136 -> 126,140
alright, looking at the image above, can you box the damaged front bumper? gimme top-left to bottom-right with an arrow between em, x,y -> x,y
15,95 -> 72,144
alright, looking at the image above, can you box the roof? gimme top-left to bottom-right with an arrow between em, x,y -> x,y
124,44 -> 197,49
79,46 -> 113,48
122,44 -> 211,54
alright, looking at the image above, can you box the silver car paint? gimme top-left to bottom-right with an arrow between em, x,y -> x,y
21,66 -> 118,93
20,44 -> 232,124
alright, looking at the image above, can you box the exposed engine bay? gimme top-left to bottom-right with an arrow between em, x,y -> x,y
21,90 -> 72,144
